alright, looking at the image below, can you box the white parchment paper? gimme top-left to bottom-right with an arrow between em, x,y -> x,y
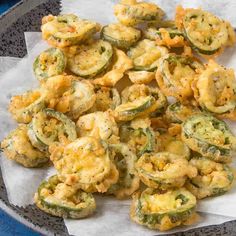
1,0 -> 236,234
65,198 -> 235,236
0,37 -> 50,207
61,0 -> 236,27
0,57 -> 21,75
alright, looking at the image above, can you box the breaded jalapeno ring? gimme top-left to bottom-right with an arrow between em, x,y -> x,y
89,86 -> 121,112
33,48 -> 67,82
193,60 -> 236,115
156,54 -> 204,101
41,14 -> 100,48
108,143 -> 139,199
50,137 -> 118,193
114,0 -> 164,26
34,175 -> 96,218
67,40 -> 113,78
186,157 -> 234,199
136,152 -> 197,189
76,111 -> 119,144
166,102 -> 200,124
130,188 -> 197,231
121,84 -> 167,116
157,129 -> 191,160
180,8 -> 231,55
28,108 -> 77,151
101,23 -> 141,49
182,113 -> 236,163
9,89 -> 45,124
120,118 -> 156,157
1,125 -> 48,167
55,80 -> 96,120
114,96 -> 158,121
127,39 -> 168,72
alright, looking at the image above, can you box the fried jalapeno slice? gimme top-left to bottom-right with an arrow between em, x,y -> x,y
89,86 -> 121,112
34,175 -> 96,218
166,102 -> 200,124
1,125 -> 48,167
9,89 -> 45,124
130,188 -> 197,231
120,117 -> 157,157
33,48 -> 67,82
144,27 -> 185,48
41,75 -> 96,119
50,137 -> 118,193
115,83 -> 167,121
185,157 -> 234,199
101,23 -> 141,49
41,14 -> 100,47
127,39 -> 168,72
193,60 -> 236,115
157,129 -> 191,160
41,75 -> 76,105
178,8 -> 232,55
93,48 -> 133,87
136,152 -> 197,189
144,27 -> 183,41
114,96 -> 158,121
127,71 -> 155,84
55,80 -> 96,119
108,143 -> 139,199
76,111 -> 119,144
114,0 -> 164,26
67,40 -> 113,78
182,113 -> 236,163
156,54 -> 204,101
28,108 -> 77,151
121,84 -> 167,116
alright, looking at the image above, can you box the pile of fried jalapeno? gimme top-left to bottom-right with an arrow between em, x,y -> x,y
1,0 -> 236,231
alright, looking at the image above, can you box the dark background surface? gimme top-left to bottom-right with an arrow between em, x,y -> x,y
0,210 -> 39,235
0,0 -> 20,14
